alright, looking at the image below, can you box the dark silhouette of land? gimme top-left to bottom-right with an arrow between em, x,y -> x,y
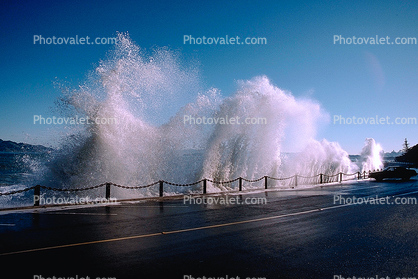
396,143 -> 418,167
0,139 -> 53,153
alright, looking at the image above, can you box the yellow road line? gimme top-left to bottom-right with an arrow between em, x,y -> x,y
0,232 -> 163,256
0,204 -> 349,257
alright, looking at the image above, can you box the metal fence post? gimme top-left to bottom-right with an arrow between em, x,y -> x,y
105,183 -> 111,200
339,173 -> 343,183
239,177 -> 242,191
320,173 -> 323,184
294,175 -> 298,187
159,181 -> 164,197
264,176 -> 268,189
202,179 -> 207,194
33,185 -> 41,206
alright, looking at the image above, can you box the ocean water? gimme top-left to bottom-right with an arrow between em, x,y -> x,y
0,152 -> 51,186
0,152 -> 51,207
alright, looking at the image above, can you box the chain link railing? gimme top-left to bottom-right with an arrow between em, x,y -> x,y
0,171 -> 369,207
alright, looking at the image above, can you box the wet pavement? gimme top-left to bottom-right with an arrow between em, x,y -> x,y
1,179 -> 417,279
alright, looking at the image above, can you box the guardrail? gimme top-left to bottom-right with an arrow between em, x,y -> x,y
0,171 -> 369,207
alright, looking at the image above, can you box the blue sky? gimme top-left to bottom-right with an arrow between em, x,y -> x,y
0,0 -> 417,154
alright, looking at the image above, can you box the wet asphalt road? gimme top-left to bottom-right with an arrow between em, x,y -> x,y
1,179 -> 418,279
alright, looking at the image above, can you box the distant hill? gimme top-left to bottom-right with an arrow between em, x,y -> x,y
0,139 -> 54,153
383,150 -> 403,159
396,144 -> 418,167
